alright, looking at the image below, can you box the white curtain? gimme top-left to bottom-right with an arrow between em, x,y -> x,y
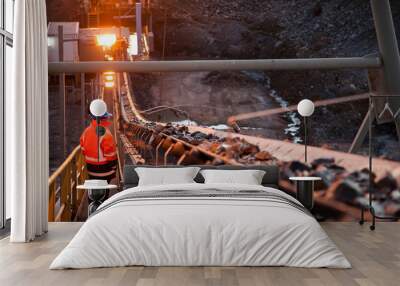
7,0 -> 49,242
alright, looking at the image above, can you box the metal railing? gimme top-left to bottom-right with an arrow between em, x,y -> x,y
48,146 -> 87,222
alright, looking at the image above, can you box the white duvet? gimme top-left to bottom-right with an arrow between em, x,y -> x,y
50,183 -> 351,269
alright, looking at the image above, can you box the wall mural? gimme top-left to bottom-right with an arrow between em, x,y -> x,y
47,0 -> 400,222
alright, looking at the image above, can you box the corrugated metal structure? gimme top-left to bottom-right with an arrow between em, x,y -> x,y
48,22 -> 80,62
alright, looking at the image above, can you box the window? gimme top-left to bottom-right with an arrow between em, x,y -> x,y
5,0 -> 13,33
1,0 -> 14,230
4,44 -> 11,220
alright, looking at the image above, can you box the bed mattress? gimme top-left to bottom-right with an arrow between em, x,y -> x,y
50,183 -> 351,269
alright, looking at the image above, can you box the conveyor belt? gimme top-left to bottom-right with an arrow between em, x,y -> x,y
118,72 -> 241,166
113,72 -> 373,220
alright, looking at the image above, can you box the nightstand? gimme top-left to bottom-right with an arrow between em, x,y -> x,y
289,177 -> 321,210
78,180 -> 118,216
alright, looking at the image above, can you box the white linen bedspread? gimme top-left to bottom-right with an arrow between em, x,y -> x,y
50,183 -> 351,269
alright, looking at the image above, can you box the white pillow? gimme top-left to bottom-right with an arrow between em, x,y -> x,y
200,169 -> 266,185
135,167 -> 201,186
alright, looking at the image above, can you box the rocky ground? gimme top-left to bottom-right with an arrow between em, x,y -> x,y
48,82 -> 85,172
130,0 -> 400,159
46,0 -> 83,23
131,71 -> 290,138
46,0 -> 400,161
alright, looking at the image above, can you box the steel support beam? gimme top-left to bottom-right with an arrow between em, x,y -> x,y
371,0 -> 400,96
136,3 -> 142,56
80,73 -> 86,130
370,0 -> 400,128
350,0 -> 400,153
58,25 -> 67,158
349,109 -> 373,153
48,57 -> 381,73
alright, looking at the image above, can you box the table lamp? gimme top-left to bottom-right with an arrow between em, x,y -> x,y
89,99 -> 107,162
297,99 -> 315,163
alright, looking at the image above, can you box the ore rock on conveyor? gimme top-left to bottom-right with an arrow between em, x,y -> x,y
147,122 -> 400,219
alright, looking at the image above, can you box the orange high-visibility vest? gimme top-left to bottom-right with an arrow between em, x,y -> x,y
80,120 -> 117,165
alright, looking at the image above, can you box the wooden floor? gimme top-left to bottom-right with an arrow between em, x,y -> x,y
0,222 -> 399,286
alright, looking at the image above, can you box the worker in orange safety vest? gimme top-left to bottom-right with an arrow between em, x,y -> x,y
80,102 -> 118,187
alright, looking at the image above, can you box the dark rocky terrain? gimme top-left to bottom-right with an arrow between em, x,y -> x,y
46,0 -> 83,23
133,0 -> 400,159
46,0 -> 400,161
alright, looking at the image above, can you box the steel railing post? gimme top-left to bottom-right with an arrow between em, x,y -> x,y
350,0 -> 400,153
58,25 -> 67,159
371,0 -> 400,97
80,73 -> 86,130
136,2 -> 142,56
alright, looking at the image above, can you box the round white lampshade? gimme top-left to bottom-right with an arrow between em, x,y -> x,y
90,99 -> 107,117
297,99 -> 315,117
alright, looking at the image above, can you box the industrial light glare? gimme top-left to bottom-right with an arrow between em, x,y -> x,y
297,99 -> 315,117
47,36 -> 56,47
105,81 -> 115,88
128,34 -> 139,56
96,34 -> 117,48
90,99 -> 107,117
105,75 -> 114,81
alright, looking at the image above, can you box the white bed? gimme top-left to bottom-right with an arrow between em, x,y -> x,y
50,183 -> 351,269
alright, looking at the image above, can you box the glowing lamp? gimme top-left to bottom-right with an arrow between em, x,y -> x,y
297,99 -> 315,117
297,99 -> 315,163
90,99 -> 107,117
88,99 -> 109,167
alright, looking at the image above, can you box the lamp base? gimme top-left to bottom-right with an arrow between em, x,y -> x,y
359,205 -> 400,231
87,188 -> 109,216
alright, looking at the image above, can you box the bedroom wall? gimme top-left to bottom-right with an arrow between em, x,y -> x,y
45,0 -> 400,221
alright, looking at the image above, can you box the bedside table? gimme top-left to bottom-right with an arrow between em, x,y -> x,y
78,181 -> 118,216
289,177 -> 321,210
